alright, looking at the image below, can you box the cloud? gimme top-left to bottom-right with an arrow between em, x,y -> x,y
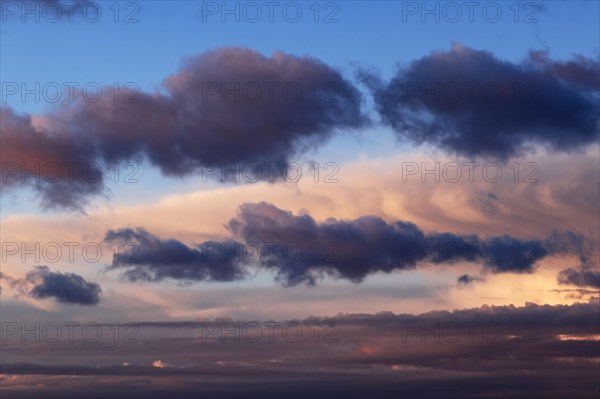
1,47 -> 365,210
558,268 -> 600,289
1,266 -> 102,305
103,228 -> 246,282
547,230 -> 599,289
103,202 -> 588,286
0,108 -> 102,211
1,301 -> 598,398
226,202 -> 554,285
72,48 -> 365,176
457,274 -> 481,285
367,44 -> 599,159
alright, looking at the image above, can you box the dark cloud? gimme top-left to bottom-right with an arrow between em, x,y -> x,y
546,231 -> 599,289
1,48 -> 365,210
68,48 -> 365,176
457,274 -> 480,285
226,202 -> 554,285
0,108 -> 102,212
1,266 -> 102,305
545,230 -> 599,270
103,228 -> 245,282
367,44 -> 599,159
27,266 -> 101,305
528,50 -> 600,88
558,268 -> 600,289
551,288 -> 600,301
103,202 -> 587,286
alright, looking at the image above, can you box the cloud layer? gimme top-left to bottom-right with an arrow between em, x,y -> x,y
103,202 -> 590,286
3,45 -> 599,210
2,301 -> 598,398
1,47 -> 365,210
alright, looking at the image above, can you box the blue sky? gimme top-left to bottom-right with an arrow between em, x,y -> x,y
2,1 -> 599,116
2,1 -> 598,214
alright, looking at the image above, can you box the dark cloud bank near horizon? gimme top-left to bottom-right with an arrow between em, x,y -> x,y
1,301 -> 598,399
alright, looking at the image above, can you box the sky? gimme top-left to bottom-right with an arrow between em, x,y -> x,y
0,1 -> 599,398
